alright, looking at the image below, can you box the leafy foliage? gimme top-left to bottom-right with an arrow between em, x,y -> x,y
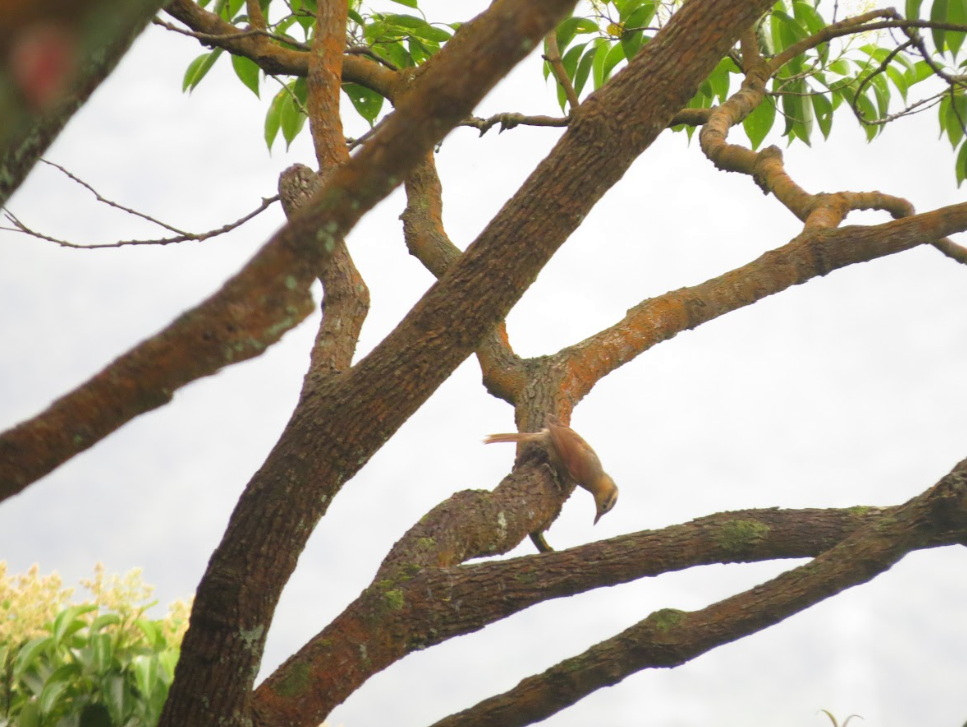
178,0 -> 967,178
0,565 -> 190,727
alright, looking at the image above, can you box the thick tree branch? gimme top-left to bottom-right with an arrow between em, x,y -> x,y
0,0 -> 575,499
258,465 -> 967,726
157,4 -> 583,727
557,201 -> 967,403
699,61 -> 915,228
401,154 -> 524,401
0,0 -> 166,207
769,9 -> 897,73
249,2 -> 789,722
430,461 -> 967,727
163,0 -> 397,98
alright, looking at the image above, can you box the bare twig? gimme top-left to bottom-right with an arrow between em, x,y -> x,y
153,16 -> 310,51
38,159 -> 188,234
463,112 -> 570,135
932,237 -> 967,264
346,44 -> 399,71
543,30 -> 580,113
2,196 -> 280,249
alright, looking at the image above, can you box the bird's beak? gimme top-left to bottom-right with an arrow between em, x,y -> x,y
594,512 -> 602,525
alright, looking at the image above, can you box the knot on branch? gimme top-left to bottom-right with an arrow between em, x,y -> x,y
752,145 -> 783,195
279,163 -> 324,217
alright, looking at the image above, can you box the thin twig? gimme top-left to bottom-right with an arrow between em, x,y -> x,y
543,30 -> 580,113
39,159 -> 188,235
463,112 -> 570,135
153,17 -> 310,51
346,44 -> 399,71
1,196 -> 280,249
268,74 -> 309,115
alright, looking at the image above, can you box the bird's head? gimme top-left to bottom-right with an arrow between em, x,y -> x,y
593,475 -> 618,524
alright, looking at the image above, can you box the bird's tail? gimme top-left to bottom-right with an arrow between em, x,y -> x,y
483,432 -> 543,445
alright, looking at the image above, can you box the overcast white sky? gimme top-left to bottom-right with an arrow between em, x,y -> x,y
2,2 -> 967,726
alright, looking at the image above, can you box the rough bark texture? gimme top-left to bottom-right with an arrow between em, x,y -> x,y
156,3 -> 581,727
7,1 -> 967,727
0,0 -> 166,208
0,0 -> 577,499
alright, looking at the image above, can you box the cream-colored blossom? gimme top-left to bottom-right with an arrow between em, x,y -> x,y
0,562 -> 191,648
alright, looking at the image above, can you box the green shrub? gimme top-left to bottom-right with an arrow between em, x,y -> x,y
0,564 -> 191,727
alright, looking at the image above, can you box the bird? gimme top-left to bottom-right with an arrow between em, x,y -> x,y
484,416 -> 618,525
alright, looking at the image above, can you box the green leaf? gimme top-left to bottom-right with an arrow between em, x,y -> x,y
44,662 -> 81,688
279,83 -> 308,150
793,1 -> 826,34
384,14 -> 452,43
136,619 -> 166,651
956,139 -> 967,185
781,87 -> 803,137
89,613 -> 121,634
408,37 -> 437,64
619,3 -> 655,59
561,41 -> 587,80
231,55 -> 261,98
868,73 -> 890,117
770,9 -> 801,54
90,632 -> 114,674
182,49 -> 223,93
574,43 -> 597,97
39,679 -> 69,717
19,699 -> 40,727
931,0 -> 949,54
133,655 -> 160,701
707,57 -> 732,102
813,92 -> 833,138
592,40 -> 612,90
795,93 -> 814,145
946,93 -> 967,147
886,64 -> 909,101
854,92 -> 878,140
556,16 -> 599,52
264,89 -> 284,152
343,83 -> 385,126
13,637 -> 52,679
388,0 -> 418,6
743,96 -> 776,149
906,0 -> 923,19
617,0 -> 648,21
103,674 -> 128,726
279,98 -> 303,151
602,41 -> 626,82
374,40 -> 413,69
624,3 -> 656,29
910,59 -> 935,84
947,0 -> 967,57
827,58 -> 850,75
52,604 -> 97,645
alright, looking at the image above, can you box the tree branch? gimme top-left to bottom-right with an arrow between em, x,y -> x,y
0,0 -> 577,501
162,0 -> 397,99
0,0 -> 167,207
156,3 -> 584,726
557,200 -> 967,403
430,460 -> 967,727
400,153 -> 524,400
